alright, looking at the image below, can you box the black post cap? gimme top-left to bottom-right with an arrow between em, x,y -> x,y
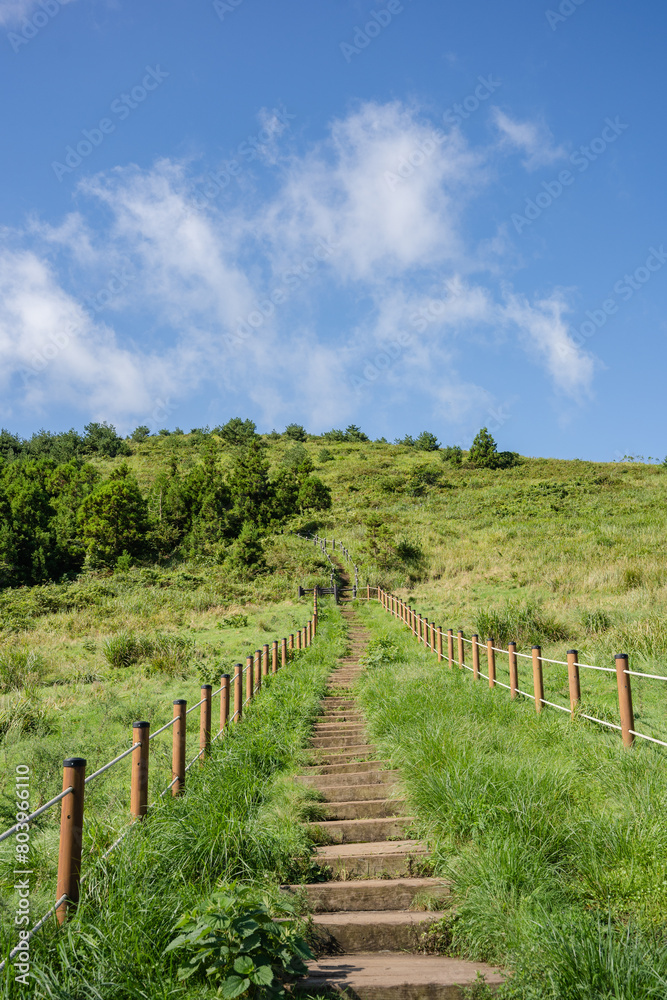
615,653 -> 629,659
133,721 -> 150,729
201,684 -> 213,690
173,699 -> 187,705
63,757 -> 86,768
221,673 -> 231,680
567,649 -> 578,655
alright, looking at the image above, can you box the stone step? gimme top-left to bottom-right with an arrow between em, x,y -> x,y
299,953 -> 505,999
318,798 -> 407,821
312,910 -> 441,953
308,815 -> 414,844
315,840 -> 429,878
316,780 -> 399,801
310,734 -> 370,749
298,763 -> 395,781
285,878 -> 449,913
310,747 -> 378,765
313,723 -> 366,734
321,698 -> 355,705
317,714 -> 364,723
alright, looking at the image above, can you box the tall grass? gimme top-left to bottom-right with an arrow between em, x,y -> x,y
2,604 -> 346,999
355,601 -> 667,1000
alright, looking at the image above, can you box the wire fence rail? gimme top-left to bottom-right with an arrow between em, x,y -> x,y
305,533 -> 667,751
0,598 -> 321,974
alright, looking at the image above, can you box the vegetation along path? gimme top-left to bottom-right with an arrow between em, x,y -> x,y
289,603 -> 504,999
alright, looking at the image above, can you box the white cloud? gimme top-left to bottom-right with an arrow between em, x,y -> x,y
0,0 -> 76,27
492,108 -> 567,171
0,99 -> 600,431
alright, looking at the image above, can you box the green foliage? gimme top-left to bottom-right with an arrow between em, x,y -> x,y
228,523 -> 266,576
283,424 -> 307,442
405,465 -> 444,497
317,448 -> 334,463
0,647 -> 45,692
361,635 -> 406,668
296,476 -> 332,514
321,425 -> 368,443
164,883 -> 312,998
474,600 -> 570,648
280,444 -> 313,474
582,609 -> 612,634
216,418 -> 258,448
82,421 -> 132,458
101,630 -> 153,668
396,431 -> 440,451
131,426 -> 151,442
101,630 -> 194,672
441,444 -> 463,466
468,428 -> 520,470
78,465 -> 149,566
217,614 -> 249,629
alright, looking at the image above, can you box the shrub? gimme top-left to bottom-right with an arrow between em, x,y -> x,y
216,418 -> 258,447
318,448 -> 334,463
474,600 -> 569,648
146,634 -> 193,676
0,648 -> 45,692
102,631 -> 151,669
217,614 -> 249,629
441,445 -> 463,466
164,883 -> 312,998
468,428 -> 520,470
361,636 -> 406,668
131,426 -> 151,442
283,424 -> 307,442
415,431 -> 440,451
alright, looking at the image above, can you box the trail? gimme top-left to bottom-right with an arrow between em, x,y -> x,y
289,579 -> 504,998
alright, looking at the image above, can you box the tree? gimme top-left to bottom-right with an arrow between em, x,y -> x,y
132,426 -> 151,442
415,431 -> 440,452
82,422 -> 131,457
441,445 -> 463,467
284,423 -> 307,441
345,424 -> 369,442
215,417 -> 257,447
468,428 -> 520,470
78,466 -> 149,566
227,442 -> 275,527
227,522 -> 266,575
297,476 -> 332,513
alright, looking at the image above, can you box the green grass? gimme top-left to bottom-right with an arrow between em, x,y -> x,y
353,600 -> 667,999
0,603 -> 347,998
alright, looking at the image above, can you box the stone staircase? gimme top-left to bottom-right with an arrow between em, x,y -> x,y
289,607 -> 504,999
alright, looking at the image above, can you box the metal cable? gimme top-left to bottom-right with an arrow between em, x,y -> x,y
625,669 -> 667,681
186,696 -> 206,715
0,786 -> 74,845
85,743 -> 141,784
629,730 -> 667,748
0,894 -> 68,973
580,713 -> 622,731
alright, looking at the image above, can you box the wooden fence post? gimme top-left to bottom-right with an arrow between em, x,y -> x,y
200,685 -> 212,764
234,663 -> 243,722
472,635 -> 480,680
437,626 -> 443,662
289,634 -> 294,655
297,630 -> 302,650
509,642 -> 518,700
532,646 -> 544,713
615,654 -> 635,747
367,584 -> 370,600
56,757 -> 86,925
430,621 -> 435,653
220,675 -> 230,731
254,650 -> 262,691
567,649 -> 581,717
281,638 -> 287,668
130,721 -> 150,819
487,638 -> 496,688
447,629 -> 454,668
262,643 -> 270,676
172,700 -> 186,796
246,654 -> 254,703
457,630 -> 465,669
272,640 -> 278,674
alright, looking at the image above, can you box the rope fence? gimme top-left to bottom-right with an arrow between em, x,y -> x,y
0,594 -> 321,972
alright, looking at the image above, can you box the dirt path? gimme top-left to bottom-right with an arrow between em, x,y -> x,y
290,603 -> 504,998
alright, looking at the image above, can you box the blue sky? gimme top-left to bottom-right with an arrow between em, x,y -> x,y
0,0 -> 665,460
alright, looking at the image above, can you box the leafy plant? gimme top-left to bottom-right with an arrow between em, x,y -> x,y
474,600 -> 569,648
0,647 -> 45,692
164,884 -> 313,999
217,614 -> 249,629
361,635 -> 406,668
283,424 -> 307,442
441,444 -> 463,466
317,447 -> 334,463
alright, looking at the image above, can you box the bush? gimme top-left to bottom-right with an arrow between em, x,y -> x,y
102,631 -> 151,669
0,648 -> 45,692
165,883 -> 312,998
318,448 -> 334,463
283,424 -> 307,442
468,428 -> 519,470
131,426 -> 151,442
474,600 -> 570,648
441,445 -> 463,467
216,418 -> 258,448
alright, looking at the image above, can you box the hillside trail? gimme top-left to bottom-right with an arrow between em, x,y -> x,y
288,569 -> 504,998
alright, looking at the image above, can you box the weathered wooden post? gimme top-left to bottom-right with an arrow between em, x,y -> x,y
272,640 -> 279,673
457,630 -> 465,669
200,685 -> 212,764
447,629 -> 454,669
172,700 -> 186,795
437,626 -> 443,662
234,663 -> 243,721
509,642 -> 518,700
615,654 -> 635,747
254,650 -> 262,691
131,721 -> 150,819
472,635 -> 480,680
567,649 -> 581,717
281,638 -> 287,668
532,647 -> 544,713
56,758 -> 86,925
262,643 -> 270,677
220,675 -> 230,731
487,639 -> 496,688
246,654 -> 254,703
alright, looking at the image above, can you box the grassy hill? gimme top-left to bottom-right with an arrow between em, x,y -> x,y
2,426 -> 667,998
